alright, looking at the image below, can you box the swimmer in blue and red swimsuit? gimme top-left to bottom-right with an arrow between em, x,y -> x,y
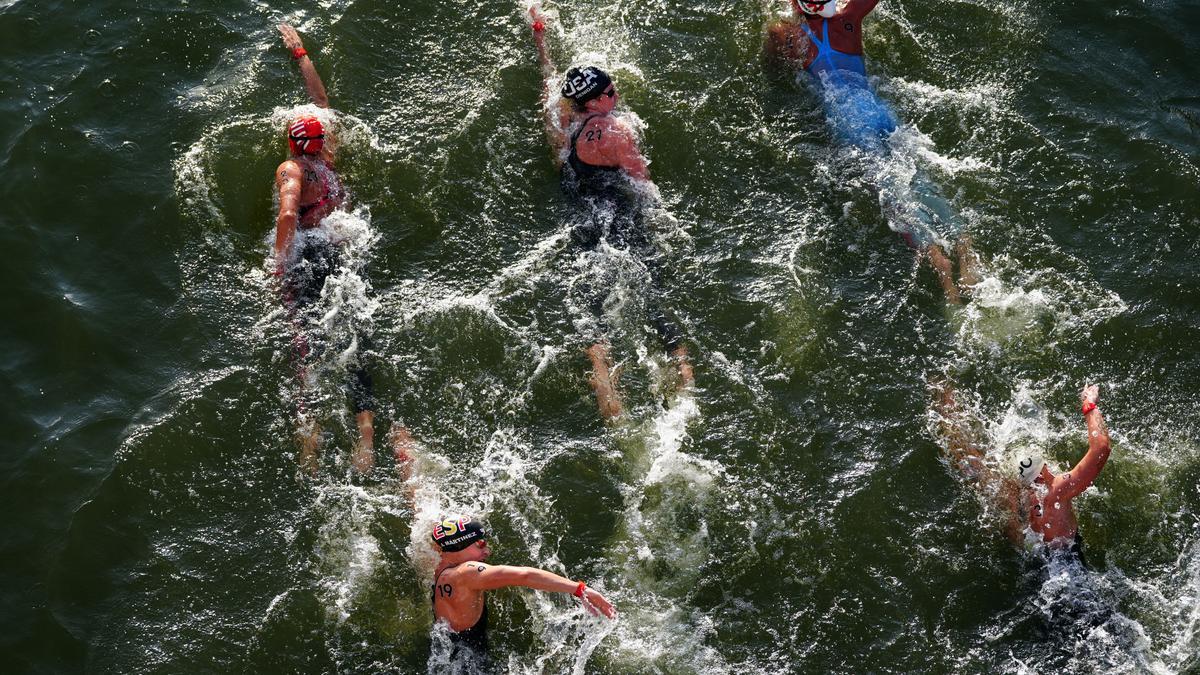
529,8 -> 693,420
274,24 -> 374,475
768,0 -> 896,150
767,1 -> 980,304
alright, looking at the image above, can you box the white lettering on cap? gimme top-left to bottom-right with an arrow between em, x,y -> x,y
563,69 -> 599,98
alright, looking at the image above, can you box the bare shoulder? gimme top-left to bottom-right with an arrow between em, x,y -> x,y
767,19 -> 800,40
276,159 -> 302,181
596,115 -> 637,143
444,561 -> 491,588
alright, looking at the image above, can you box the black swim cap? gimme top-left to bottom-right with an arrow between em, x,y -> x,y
561,66 -> 613,104
431,515 -> 487,553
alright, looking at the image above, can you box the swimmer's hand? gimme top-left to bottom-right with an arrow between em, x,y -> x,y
580,587 -> 617,619
278,23 -> 304,51
1081,384 -> 1100,406
528,5 -> 547,34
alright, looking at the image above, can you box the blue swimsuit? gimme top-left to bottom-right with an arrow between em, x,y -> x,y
801,19 -> 897,151
801,19 -> 961,248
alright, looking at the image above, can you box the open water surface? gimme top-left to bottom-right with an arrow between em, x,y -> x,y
2,0 -> 1199,672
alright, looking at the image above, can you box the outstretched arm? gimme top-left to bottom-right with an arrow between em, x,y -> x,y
1058,384 -> 1111,500
462,563 -> 617,618
274,160 -> 303,273
279,24 -> 330,108
933,379 -> 987,478
528,6 -> 568,160
766,19 -> 808,69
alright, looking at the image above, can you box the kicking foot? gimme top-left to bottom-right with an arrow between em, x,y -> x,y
351,410 -> 375,475
586,343 -> 624,421
296,419 -> 322,476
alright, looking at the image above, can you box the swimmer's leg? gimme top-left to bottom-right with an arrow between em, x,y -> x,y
387,425 -> 419,506
645,296 -> 692,391
296,415 -> 322,476
652,314 -> 694,392
925,245 -> 961,305
348,365 -> 375,475
352,410 -> 375,475
388,425 -> 416,478
672,343 -> 695,391
586,342 -> 623,421
956,236 -> 981,294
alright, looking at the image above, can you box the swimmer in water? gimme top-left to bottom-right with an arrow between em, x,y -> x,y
1014,384 -> 1111,557
389,430 -> 616,661
935,382 -> 1112,561
766,1 -> 980,304
274,24 -> 375,475
767,0 -> 881,87
529,6 -> 693,420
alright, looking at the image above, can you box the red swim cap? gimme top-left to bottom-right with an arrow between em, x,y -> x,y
287,116 -> 325,155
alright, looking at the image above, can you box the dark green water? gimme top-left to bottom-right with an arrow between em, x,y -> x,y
3,0 -> 1198,672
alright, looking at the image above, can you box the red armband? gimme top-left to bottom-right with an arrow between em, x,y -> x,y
1081,401 -> 1097,415
291,47 -> 308,60
573,581 -> 586,598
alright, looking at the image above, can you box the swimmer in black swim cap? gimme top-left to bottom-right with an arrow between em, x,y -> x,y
431,515 -> 487,552
560,66 -> 614,108
527,6 -> 695,421
387,431 -> 617,657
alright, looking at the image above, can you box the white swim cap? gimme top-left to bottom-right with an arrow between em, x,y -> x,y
799,0 -> 838,18
1017,455 -> 1046,486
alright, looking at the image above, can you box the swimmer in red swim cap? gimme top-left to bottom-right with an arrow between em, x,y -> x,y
274,23 -> 374,477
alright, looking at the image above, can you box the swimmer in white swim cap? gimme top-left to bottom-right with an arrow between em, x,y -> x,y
1016,454 -> 1047,486
935,382 -> 1113,561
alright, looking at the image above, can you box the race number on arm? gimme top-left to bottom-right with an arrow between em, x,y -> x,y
274,160 -> 303,270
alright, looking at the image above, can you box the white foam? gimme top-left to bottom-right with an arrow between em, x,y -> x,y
308,484 -> 411,624
953,255 -> 1128,353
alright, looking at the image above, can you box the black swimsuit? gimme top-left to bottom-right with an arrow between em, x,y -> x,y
560,116 -> 684,350
431,568 -> 488,653
565,116 -> 626,198
561,115 -> 648,250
